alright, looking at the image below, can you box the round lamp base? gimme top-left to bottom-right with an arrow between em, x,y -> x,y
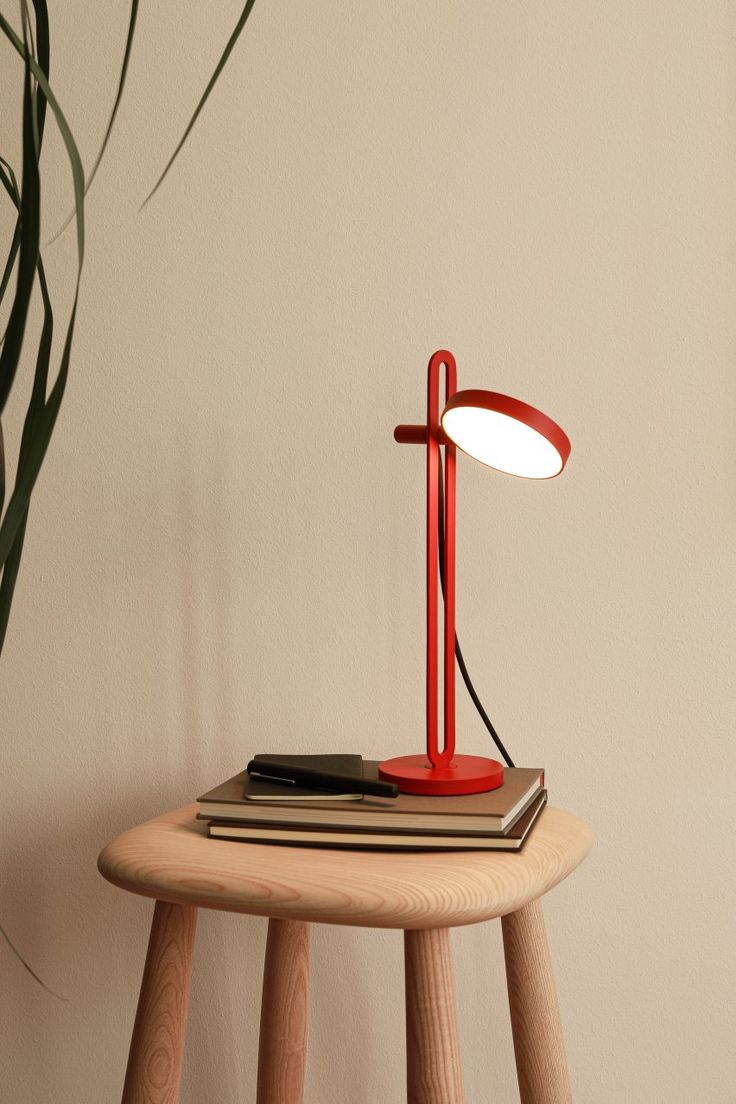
378,754 -> 504,796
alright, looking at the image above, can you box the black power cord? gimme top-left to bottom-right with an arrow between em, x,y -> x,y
437,450 -> 515,768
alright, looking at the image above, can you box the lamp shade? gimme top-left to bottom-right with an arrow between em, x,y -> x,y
440,389 -> 571,479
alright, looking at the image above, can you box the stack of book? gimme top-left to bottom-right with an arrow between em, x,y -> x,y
197,755 -> 547,851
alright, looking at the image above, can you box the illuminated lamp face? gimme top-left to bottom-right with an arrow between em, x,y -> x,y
440,390 -> 570,479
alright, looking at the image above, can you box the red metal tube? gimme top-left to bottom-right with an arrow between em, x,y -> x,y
394,424 -> 427,444
426,350 -> 457,768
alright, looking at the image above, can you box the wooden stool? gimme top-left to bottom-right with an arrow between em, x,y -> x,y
98,804 -> 592,1104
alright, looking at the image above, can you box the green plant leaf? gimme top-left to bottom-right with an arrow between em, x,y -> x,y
0,157 -> 22,516
0,26 -> 41,416
140,0 -> 258,208
0,504 -> 28,653
0,2 -> 67,1002
0,3 -> 50,634
0,10 -> 85,269
0,9 -> 68,996
30,0 -> 50,142
0,921 -> 66,1000
47,0 -> 138,245
0,254 -> 53,652
0,159 -> 22,335
0,420 -> 4,517
0,221 -> 20,314
0,293 -> 77,568
0,155 -> 20,201
0,9 -> 85,566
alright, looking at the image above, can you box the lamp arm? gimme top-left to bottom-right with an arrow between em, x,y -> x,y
394,424 -> 452,446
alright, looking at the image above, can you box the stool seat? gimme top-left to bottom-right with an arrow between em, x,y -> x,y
98,803 -> 592,930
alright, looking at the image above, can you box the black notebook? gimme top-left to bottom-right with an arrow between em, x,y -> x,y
244,753 -> 364,802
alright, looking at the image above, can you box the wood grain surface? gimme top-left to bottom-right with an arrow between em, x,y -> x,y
257,918 -> 310,1104
502,899 -> 572,1104
98,805 -> 592,930
121,900 -> 197,1104
405,928 -> 464,1104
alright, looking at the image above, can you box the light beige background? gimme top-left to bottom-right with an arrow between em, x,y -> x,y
2,2 -> 735,1101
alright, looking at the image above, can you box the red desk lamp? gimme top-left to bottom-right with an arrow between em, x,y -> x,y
379,350 -> 571,796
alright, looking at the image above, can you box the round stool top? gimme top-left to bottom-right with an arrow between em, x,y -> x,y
98,804 -> 592,930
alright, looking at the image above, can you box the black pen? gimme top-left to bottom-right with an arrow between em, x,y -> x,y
246,759 -> 399,799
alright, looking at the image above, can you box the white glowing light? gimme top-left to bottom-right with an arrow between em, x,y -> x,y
441,405 -> 563,479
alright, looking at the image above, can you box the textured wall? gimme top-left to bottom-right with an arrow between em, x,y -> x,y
1,2 -> 735,1101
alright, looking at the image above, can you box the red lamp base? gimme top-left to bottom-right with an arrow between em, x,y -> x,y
378,754 -> 504,796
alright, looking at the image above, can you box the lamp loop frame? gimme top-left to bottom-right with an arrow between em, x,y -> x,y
427,349 -> 456,769
379,351 -> 504,796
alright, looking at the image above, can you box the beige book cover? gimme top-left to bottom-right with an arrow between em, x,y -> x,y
207,791 -> 548,851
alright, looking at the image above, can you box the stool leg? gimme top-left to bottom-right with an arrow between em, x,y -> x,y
122,900 -> 197,1104
257,918 -> 310,1104
404,928 -> 464,1104
502,899 -> 572,1104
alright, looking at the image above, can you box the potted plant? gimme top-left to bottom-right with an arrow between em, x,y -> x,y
0,0 -> 257,988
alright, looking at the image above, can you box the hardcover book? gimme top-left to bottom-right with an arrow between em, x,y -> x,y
207,791 -> 548,851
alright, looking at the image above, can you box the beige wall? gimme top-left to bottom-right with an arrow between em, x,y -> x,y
2,2 -> 735,1100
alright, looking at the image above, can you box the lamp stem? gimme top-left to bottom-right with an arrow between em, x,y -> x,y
426,350 -> 457,768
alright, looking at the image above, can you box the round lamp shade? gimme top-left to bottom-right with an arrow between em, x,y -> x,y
441,389 -> 571,479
